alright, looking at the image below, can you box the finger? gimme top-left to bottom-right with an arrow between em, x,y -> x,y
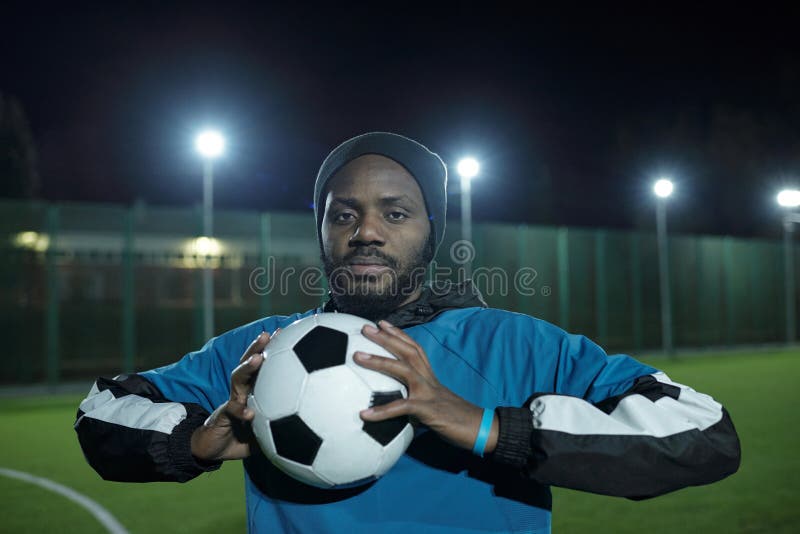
230,351 -> 264,404
378,320 -> 425,352
362,323 -> 428,372
378,320 -> 433,372
240,404 -> 256,421
354,351 -> 415,385
239,331 -> 271,365
360,398 -> 411,421
362,323 -> 417,359
225,399 -> 257,421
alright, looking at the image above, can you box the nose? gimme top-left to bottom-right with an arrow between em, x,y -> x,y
349,212 -> 385,247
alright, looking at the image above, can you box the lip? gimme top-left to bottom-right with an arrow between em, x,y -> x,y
346,257 -> 391,276
348,263 -> 392,276
347,256 -> 389,266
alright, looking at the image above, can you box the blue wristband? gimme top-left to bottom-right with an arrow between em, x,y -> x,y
472,408 -> 495,457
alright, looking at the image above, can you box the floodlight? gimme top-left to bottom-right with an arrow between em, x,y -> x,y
457,157 -> 480,180
777,189 -> 800,208
195,130 -> 225,159
193,236 -> 221,256
654,178 -> 674,198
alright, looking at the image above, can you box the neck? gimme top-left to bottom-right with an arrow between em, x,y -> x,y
324,283 -> 427,322
396,286 -> 424,310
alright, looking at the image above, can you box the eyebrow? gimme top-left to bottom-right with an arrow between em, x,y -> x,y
331,195 -> 419,209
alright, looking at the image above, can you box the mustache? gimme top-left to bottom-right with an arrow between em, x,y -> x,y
342,248 -> 399,269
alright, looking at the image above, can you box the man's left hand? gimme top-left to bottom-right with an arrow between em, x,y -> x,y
355,320 -> 498,454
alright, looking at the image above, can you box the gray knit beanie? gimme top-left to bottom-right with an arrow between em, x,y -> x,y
314,132 -> 448,256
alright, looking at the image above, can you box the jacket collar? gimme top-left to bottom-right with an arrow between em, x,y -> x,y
321,280 -> 487,328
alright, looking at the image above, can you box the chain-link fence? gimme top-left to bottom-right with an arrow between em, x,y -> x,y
0,199 -> 791,385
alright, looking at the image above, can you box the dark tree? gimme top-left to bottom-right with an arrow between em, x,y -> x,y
0,93 -> 40,198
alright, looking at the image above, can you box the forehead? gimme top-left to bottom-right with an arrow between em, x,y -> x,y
324,154 -> 425,204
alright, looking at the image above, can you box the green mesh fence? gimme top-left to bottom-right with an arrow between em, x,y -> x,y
0,199 -> 793,385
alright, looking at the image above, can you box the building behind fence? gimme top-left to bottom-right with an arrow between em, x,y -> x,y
0,199 -> 790,385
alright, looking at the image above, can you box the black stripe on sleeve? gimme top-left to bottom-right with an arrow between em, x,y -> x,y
594,374 -> 681,415
96,374 -> 170,401
528,407 -> 741,499
75,374 -> 221,482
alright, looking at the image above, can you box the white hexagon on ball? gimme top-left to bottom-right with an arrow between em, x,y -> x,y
250,348 -> 308,420
298,365 -> 372,440
313,430 -> 384,486
346,334 -> 409,394
266,316 -> 321,354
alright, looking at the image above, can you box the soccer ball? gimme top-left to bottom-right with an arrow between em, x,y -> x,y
247,312 -> 414,488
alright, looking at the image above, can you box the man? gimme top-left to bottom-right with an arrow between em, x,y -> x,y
75,132 -> 740,533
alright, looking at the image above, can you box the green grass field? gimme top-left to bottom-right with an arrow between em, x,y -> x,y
1,349 -> 798,533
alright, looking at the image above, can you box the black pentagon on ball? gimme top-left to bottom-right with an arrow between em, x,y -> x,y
270,414 -> 323,466
293,326 -> 349,373
363,391 -> 409,446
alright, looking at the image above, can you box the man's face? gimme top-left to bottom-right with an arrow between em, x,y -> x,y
320,154 -> 433,320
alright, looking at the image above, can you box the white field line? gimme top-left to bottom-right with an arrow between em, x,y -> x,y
0,467 -> 129,534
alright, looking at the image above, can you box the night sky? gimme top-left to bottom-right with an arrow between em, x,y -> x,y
2,3 -> 799,238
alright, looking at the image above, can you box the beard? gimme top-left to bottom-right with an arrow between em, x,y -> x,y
321,232 -> 435,322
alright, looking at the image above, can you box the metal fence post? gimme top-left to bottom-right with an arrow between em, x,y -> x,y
630,232 -> 643,352
472,222 -> 483,279
694,237 -> 705,346
557,227 -> 570,330
193,205 -> 204,348
595,230 -> 608,346
45,204 -> 60,386
122,206 -> 135,374
656,200 -> 674,356
259,212 -> 272,317
723,236 -> 735,346
784,218 -> 795,344
516,225 -> 532,315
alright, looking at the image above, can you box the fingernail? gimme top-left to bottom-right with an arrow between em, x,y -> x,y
364,324 -> 379,334
361,408 -> 374,416
381,320 -> 394,328
355,351 -> 371,360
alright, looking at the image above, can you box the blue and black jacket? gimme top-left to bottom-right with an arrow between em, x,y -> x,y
75,282 -> 740,533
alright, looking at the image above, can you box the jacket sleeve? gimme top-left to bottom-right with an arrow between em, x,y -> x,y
73,315 -> 298,483
491,327 -> 741,499
74,373 -> 221,482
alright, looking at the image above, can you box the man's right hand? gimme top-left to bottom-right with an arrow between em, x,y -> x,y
190,330 -> 277,462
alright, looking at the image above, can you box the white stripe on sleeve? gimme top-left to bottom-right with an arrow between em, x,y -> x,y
76,387 -> 188,435
531,372 -> 723,437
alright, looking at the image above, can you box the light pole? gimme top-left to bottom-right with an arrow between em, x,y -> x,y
457,157 -> 479,279
654,178 -> 674,356
195,130 -> 225,340
777,188 -> 800,345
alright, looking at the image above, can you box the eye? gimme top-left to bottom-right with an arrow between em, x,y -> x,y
333,212 -> 356,223
387,211 -> 408,221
